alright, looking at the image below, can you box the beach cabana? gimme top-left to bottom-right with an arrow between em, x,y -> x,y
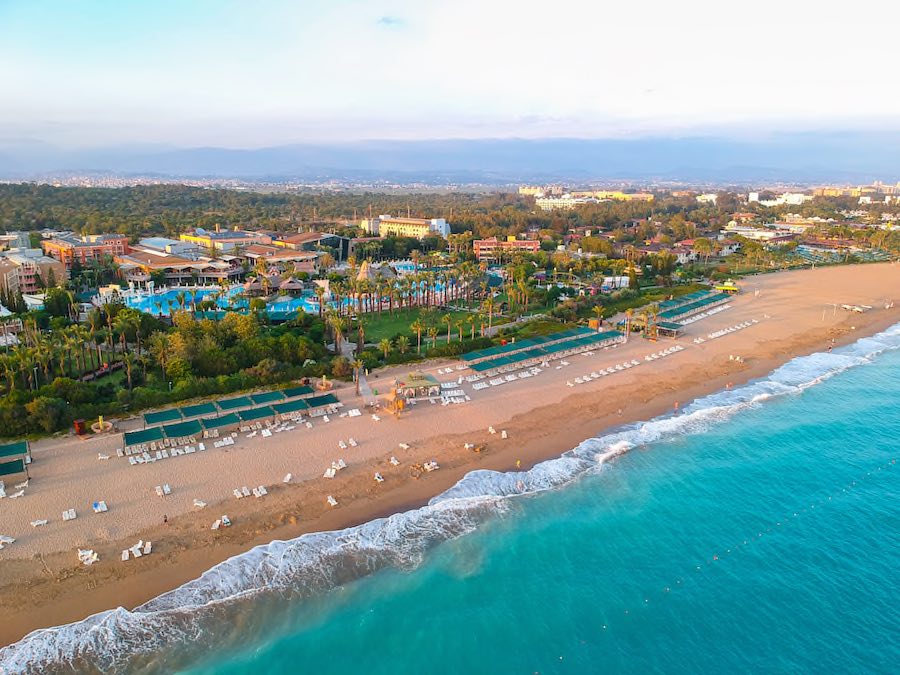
218,396 -> 254,412
282,385 -> 314,399
250,391 -> 285,406
0,440 -> 30,462
273,399 -> 309,415
657,321 -> 684,338
305,393 -> 339,410
162,419 -> 204,439
0,458 -> 27,478
124,426 -> 165,448
238,406 -> 275,422
143,408 -> 182,427
179,402 -> 218,419
200,413 -> 241,430
395,372 -> 441,400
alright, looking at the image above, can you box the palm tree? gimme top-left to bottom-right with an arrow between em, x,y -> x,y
467,314 -> 476,340
314,285 -> 326,319
455,319 -> 465,342
379,338 -> 392,360
396,335 -> 409,355
442,313 -> 452,343
353,359 -> 363,396
592,305 -> 604,330
122,352 -> 135,392
326,311 -> 346,354
410,317 -> 424,353
427,326 -> 438,349
148,332 -> 171,375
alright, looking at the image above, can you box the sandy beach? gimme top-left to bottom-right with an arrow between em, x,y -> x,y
1,263 -> 898,647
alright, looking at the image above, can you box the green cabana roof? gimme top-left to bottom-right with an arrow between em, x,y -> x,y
200,413 -> 241,429
238,406 -> 275,422
306,393 -> 339,408
0,440 -> 29,459
179,402 -> 218,418
218,396 -> 253,411
143,409 -> 182,426
273,399 -> 309,415
162,419 -> 204,438
282,385 -> 314,399
0,458 -> 26,477
124,426 -> 165,447
250,391 -> 285,405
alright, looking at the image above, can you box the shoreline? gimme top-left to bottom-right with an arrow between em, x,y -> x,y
1,264 -> 899,648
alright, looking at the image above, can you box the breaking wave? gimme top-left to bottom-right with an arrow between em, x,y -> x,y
2,322 -> 899,674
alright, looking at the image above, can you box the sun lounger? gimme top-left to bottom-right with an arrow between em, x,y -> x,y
348,438 -> 357,447
372,414 -> 381,422
323,467 -> 336,479
283,473 -> 292,483
98,453 -> 110,461
389,456 -> 400,466
62,508 -> 77,521
252,487 -> 261,498
257,485 -> 268,496
327,495 -> 338,506
8,490 -> 24,499
116,448 -> 124,457
233,489 -> 243,499
143,541 -> 152,555
399,443 -> 410,450
337,459 -> 347,469
241,486 -> 251,497
194,499 -> 207,508
163,484 -> 172,495
338,440 -> 347,450
211,519 -> 221,530
92,501 -> 108,513
30,519 -> 48,528
501,430 -> 508,439
221,515 -> 231,527
305,421 -> 313,429
121,549 -> 130,561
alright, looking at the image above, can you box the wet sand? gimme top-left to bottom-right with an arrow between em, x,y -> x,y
1,263 -> 898,647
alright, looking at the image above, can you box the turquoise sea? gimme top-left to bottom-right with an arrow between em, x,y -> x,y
2,324 -> 898,674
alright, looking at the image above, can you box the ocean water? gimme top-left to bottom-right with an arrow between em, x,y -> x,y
2,324 -> 899,674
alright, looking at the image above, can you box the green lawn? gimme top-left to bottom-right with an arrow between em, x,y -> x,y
360,308 -> 483,343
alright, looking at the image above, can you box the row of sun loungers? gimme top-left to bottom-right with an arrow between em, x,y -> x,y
155,484 -> 172,497
213,437 -> 234,448
567,359 -> 642,386
323,458 -> 348,479
121,539 -> 153,561
124,435 -> 200,456
679,303 -> 731,325
233,485 -> 268,499
129,442 -> 210,465
699,319 -> 758,342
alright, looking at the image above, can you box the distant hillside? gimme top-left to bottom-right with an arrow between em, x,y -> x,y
0,132 -> 898,183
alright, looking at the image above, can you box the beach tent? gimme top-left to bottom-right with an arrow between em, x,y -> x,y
305,393 -> 340,409
273,399 -> 309,415
218,396 -> 253,412
238,406 -> 275,422
200,413 -> 241,430
179,402 -> 218,419
124,426 -> 165,448
143,409 -> 182,427
282,385 -> 314,399
0,440 -> 29,461
250,391 -> 286,406
162,419 -> 204,439
0,458 -> 26,478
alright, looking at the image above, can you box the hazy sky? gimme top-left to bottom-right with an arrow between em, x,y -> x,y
2,0 -> 899,148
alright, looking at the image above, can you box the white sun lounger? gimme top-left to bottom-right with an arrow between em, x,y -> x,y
348,438 -> 357,447
30,519 -> 48,528
283,473 -> 292,483
501,430 -> 508,439
143,541 -> 152,555
163,484 -> 172,496
62,509 -> 77,521
257,485 -> 268,496
121,549 -> 130,561
233,489 -> 243,499
323,468 -> 336,479
241,486 -> 251,497
399,443 -> 410,450
211,519 -> 221,531
338,440 -> 347,450
389,456 -> 400,466
92,501 -> 108,513
97,453 -> 110,461
327,495 -> 338,507
194,499 -> 207,508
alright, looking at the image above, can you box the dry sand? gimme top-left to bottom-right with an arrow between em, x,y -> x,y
0,263 -> 898,646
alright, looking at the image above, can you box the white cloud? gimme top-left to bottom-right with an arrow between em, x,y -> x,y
1,0 -> 899,146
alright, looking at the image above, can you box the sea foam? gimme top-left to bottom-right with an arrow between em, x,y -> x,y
2,322 -> 899,674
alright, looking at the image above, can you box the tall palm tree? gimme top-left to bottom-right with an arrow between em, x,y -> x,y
396,335 -> 409,355
427,326 -> 438,349
442,313 -> 452,343
410,317 -> 424,354
353,358 -> 363,396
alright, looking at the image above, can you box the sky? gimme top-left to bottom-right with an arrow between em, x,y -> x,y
2,0 -> 899,148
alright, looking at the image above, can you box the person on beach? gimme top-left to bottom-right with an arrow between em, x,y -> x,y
163,515 -> 168,525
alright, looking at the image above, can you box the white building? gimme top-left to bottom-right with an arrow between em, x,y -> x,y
362,215 -> 451,239
696,193 -> 718,205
